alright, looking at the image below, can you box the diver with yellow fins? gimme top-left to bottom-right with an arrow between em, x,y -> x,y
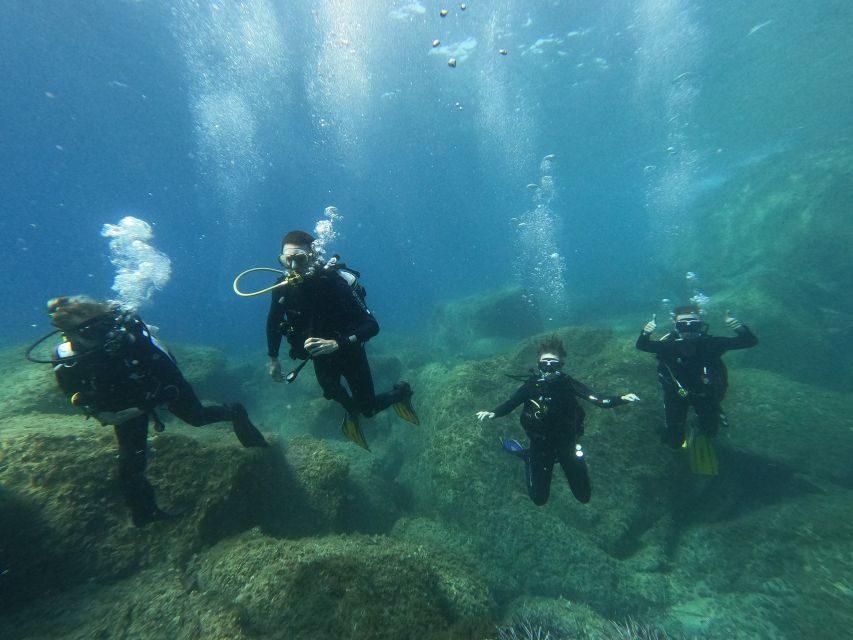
636,304 -> 758,475
236,230 -> 418,450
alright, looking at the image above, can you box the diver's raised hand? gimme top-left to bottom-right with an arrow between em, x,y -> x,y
304,337 -> 339,356
643,314 -> 657,335
476,411 -> 495,421
724,309 -> 743,330
621,393 -> 640,403
268,357 -> 284,383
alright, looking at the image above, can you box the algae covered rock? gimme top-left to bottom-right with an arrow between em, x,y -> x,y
193,529 -> 495,640
0,345 -> 70,417
0,564 -> 249,640
665,490 -> 853,639
167,342 -> 228,384
0,416 -> 274,610
272,435 -> 350,535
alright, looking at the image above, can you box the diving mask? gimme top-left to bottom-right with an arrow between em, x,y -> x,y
538,358 -> 563,374
279,248 -> 311,271
675,317 -> 704,335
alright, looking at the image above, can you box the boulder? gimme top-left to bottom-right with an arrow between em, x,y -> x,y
192,529 -> 495,640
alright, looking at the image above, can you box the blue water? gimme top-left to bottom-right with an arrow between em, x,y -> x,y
1,1 -> 851,350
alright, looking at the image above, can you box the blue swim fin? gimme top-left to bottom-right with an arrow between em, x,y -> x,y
500,438 -> 526,458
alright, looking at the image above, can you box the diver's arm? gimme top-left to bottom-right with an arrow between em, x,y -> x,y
333,275 -> 379,346
717,325 -> 758,351
636,331 -> 668,354
491,384 -> 530,418
569,377 -> 629,408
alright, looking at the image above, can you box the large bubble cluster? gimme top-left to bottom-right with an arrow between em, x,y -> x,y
514,154 -> 567,319
100,217 -> 172,310
312,206 -> 343,259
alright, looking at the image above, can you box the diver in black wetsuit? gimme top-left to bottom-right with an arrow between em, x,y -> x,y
476,335 -> 639,506
44,296 -> 268,527
265,230 -> 418,450
636,304 -> 758,449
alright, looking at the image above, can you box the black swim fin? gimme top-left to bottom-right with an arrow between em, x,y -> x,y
341,412 -> 370,451
229,403 -> 269,448
392,382 -> 420,425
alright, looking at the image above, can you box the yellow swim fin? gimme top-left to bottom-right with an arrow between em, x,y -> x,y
688,431 -> 719,476
393,399 -> 420,425
392,382 -> 419,425
341,413 -> 370,451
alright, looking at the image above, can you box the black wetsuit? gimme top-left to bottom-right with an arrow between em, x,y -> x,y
636,325 -> 758,448
53,312 -> 260,526
491,373 -> 628,506
266,266 -> 404,417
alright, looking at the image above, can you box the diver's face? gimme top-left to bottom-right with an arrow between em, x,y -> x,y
538,352 -> 563,377
48,300 -> 96,332
279,243 -> 313,273
674,314 -> 703,337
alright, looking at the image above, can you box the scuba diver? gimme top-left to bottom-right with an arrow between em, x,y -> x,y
266,230 -> 418,451
636,304 -> 758,474
475,335 -> 639,506
38,296 -> 268,527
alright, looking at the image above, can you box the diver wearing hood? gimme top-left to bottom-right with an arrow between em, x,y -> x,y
44,295 -> 268,527
266,230 -> 418,451
475,335 -> 639,506
636,304 -> 758,451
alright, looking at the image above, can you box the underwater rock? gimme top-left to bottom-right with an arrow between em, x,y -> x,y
193,529 -> 495,639
0,416 -> 273,610
0,564 -> 249,640
664,489 -> 853,638
0,345 -> 71,416
270,435 -> 350,535
168,342 -> 228,383
427,285 -> 543,358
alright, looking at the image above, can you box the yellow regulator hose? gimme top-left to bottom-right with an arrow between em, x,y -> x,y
232,267 -> 291,297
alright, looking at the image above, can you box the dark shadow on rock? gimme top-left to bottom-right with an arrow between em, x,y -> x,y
0,486 -> 68,612
672,447 -> 823,527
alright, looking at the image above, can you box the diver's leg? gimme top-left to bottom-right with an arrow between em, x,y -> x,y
556,440 -> 591,503
525,438 -> 555,506
114,415 -> 164,526
694,396 -> 723,438
314,354 -> 359,415
167,378 -> 268,447
340,348 -> 382,416
166,377 -> 231,426
662,391 -> 689,449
